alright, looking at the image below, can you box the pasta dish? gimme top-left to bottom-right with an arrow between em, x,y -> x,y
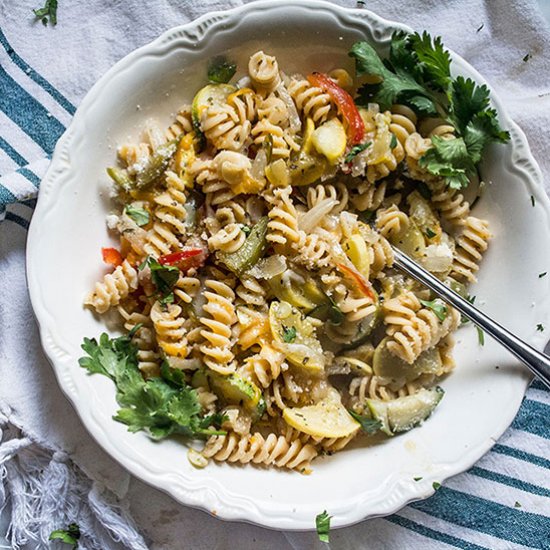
81,33 -> 508,473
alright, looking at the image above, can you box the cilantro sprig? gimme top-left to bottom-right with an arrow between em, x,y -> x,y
349,31 -> 509,189
79,331 -> 225,439
49,523 -> 80,549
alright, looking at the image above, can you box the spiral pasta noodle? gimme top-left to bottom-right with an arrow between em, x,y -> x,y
118,304 -> 160,377
248,51 -> 280,95
288,77 -> 332,124
451,216 -> 491,282
199,278 -> 238,375
151,301 -> 188,358
266,185 -> 301,250
387,303 -> 460,364
202,431 -> 317,471
85,260 -> 138,314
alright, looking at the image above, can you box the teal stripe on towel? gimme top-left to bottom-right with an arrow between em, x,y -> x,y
0,137 -> 27,167
492,444 -> 550,470
387,514 -> 488,549
470,466 -> 550,498
0,65 -> 65,155
0,28 -> 76,115
512,399 -> 550,438
411,487 -> 550,548
17,167 -> 41,188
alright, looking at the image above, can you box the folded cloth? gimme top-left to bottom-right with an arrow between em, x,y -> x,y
1,0 -> 549,548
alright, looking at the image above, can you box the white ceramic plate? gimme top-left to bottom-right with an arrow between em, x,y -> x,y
27,0 -> 550,530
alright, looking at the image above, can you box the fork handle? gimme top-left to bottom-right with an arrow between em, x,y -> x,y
392,248 -> 550,390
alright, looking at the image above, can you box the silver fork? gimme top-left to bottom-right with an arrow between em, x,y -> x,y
392,247 -> 550,390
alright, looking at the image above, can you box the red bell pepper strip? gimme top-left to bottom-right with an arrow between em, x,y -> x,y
102,247 -> 123,267
307,72 -> 365,145
337,262 -> 375,301
159,248 -> 206,272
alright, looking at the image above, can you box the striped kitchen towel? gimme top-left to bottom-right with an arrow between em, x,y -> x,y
1,1 -> 549,549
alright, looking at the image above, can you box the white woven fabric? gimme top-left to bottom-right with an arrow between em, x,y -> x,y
1,1 -> 549,548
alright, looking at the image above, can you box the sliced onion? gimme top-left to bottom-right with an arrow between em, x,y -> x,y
299,198 -> 338,233
276,82 -> 301,134
247,255 -> 287,279
250,148 -> 267,181
419,244 -> 453,273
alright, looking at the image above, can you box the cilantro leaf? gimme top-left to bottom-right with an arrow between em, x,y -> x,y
49,523 -> 80,549
79,333 -> 218,439
208,56 -> 237,84
348,410 -> 382,434
350,40 -> 435,111
420,299 -> 448,322
124,205 -> 150,227
282,325 -> 297,343
140,256 -> 180,304
419,136 -> 476,190
33,0 -> 57,26
408,32 -> 451,91
315,510 -> 332,543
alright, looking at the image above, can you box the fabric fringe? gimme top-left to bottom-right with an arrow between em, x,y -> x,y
0,412 -> 149,550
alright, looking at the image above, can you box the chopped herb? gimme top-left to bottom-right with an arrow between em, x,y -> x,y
33,0 -> 57,26
414,476 -> 423,481
390,133 -> 398,149
514,501 -> 522,508
49,523 -> 80,549
264,133 -> 274,163
349,410 -> 382,434
282,325 -> 297,343
241,225 -> 252,236
476,23 -> 484,32
124,204 -> 150,227
349,32 -> 509,190
539,272 -> 547,278
523,53 -> 532,63
207,56 -> 237,84
425,227 -> 437,239
79,333 -> 224,439
477,326 -> 485,346
345,141 -> 371,163
420,299 -> 447,321
537,324 -> 544,332
139,256 -> 180,304
315,510 -> 332,543
531,195 -> 536,207
432,481 -> 441,490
